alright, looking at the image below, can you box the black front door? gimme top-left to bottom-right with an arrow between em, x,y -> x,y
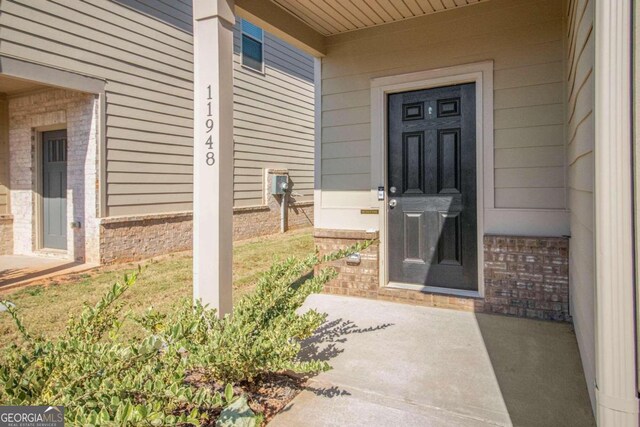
388,83 -> 477,291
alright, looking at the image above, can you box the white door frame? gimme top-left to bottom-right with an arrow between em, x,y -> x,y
370,61 -> 494,297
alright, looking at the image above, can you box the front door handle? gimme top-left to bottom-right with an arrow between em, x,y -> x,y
389,199 -> 397,208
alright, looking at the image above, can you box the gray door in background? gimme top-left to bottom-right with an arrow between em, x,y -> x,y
42,130 -> 67,250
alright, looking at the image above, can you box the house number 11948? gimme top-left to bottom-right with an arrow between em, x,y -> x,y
205,85 -> 215,165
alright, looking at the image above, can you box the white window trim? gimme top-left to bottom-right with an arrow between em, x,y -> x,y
240,19 -> 265,74
370,60 -> 494,298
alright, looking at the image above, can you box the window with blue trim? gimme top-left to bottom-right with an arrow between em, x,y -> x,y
241,19 -> 263,72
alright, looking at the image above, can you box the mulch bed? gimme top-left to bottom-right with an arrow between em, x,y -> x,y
242,373 -> 306,422
186,370 -> 307,425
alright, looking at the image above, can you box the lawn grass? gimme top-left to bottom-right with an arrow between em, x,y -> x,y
0,229 -> 314,349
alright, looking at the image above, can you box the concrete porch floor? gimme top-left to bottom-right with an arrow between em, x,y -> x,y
0,255 -> 93,290
272,294 -> 595,427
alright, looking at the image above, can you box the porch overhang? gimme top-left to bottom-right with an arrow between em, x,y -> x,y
0,56 -> 105,94
234,0 -> 491,58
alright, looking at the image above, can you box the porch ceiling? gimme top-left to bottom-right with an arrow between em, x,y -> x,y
269,0 -> 489,36
0,75 -> 45,95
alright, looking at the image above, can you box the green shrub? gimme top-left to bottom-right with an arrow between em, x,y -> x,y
0,241 -> 370,425
0,272 -> 221,425
149,244 -> 368,385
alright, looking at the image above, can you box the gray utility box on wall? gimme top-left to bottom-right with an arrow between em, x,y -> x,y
271,175 -> 288,195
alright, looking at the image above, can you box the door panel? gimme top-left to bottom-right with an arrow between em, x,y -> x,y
388,84 -> 477,291
403,132 -> 425,194
42,130 -> 67,250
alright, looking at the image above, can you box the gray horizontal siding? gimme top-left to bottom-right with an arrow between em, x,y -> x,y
320,0 -> 566,209
113,0 -> 192,32
566,0 -> 595,408
232,21 -> 315,207
0,0 -> 194,216
1,0 -> 315,214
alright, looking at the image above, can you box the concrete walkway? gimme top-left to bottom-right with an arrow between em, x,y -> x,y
271,294 -> 595,427
0,255 -> 93,291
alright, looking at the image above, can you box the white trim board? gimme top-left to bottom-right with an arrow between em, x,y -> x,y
313,57 -> 322,226
388,282 -> 481,299
593,0 -> 639,423
370,61 -> 493,296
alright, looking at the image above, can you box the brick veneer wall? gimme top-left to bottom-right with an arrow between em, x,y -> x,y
314,229 -> 570,322
233,168 -> 313,240
483,235 -> 570,321
233,168 -> 313,241
233,202 -> 313,241
314,229 -> 380,298
99,212 -> 193,264
287,203 -> 314,231
99,202 -> 314,264
0,215 -> 13,255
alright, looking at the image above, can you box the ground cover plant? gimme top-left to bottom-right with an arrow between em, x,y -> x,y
0,237 -> 369,425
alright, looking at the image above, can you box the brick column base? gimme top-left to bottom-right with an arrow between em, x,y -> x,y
0,215 -> 13,255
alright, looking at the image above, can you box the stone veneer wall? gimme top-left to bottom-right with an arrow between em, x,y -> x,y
8,88 -> 99,263
315,230 -> 570,322
0,215 -> 13,255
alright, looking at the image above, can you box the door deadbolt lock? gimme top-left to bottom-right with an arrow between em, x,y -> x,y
389,199 -> 397,208
390,186 -> 397,194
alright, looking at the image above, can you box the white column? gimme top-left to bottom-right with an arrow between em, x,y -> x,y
192,0 -> 235,316
594,1 -> 639,425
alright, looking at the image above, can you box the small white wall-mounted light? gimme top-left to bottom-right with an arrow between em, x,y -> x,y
346,253 -> 361,266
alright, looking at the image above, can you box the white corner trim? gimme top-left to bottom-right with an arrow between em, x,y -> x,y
370,60 -> 494,295
593,1 -> 639,425
313,57 -> 322,227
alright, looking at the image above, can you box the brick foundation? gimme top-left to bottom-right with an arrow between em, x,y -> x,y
483,235 -> 570,321
233,202 -> 314,241
0,215 -> 13,255
99,202 -> 314,264
99,212 -> 193,264
314,229 -> 380,298
97,166 -> 313,263
233,168 -> 313,241
315,229 -> 570,322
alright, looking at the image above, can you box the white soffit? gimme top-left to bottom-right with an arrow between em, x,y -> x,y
270,0 -> 489,36
0,75 -> 43,95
